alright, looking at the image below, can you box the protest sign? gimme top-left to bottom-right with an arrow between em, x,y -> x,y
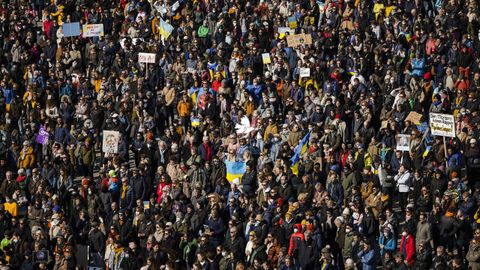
102,130 -> 121,153
62,22 -> 81,37
396,134 -> 411,151
35,125 -> 49,145
262,53 -> 271,64
405,111 -> 423,125
429,113 -> 455,137
138,53 -> 156,64
286,34 -> 312,47
82,24 -> 104,37
299,68 -> 311,78
288,16 -> 297,29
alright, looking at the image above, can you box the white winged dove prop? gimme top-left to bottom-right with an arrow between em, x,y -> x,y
235,116 -> 256,138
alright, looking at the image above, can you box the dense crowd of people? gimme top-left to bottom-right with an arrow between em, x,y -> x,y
1,0 -> 480,269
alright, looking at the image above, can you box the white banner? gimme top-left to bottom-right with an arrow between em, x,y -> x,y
429,113 -> 455,138
138,53 -> 156,64
102,130 -> 120,154
82,24 -> 104,37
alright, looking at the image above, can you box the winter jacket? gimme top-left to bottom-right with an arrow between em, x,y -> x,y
415,222 -> 433,249
288,224 -> 305,257
297,239 -> 319,269
399,234 -> 415,266
17,147 -> 35,169
358,248 -> 377,270
394,171 -> 411,193
379,233 -> 396,256
467,241 -> 480,270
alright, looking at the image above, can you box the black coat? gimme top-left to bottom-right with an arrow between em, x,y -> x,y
88,228 -> 105,253
131,175 -> 146,201
298,239 -> 320,269
226,236 -> 246,262
114,219 -> 133,245
241,170 -> 257,197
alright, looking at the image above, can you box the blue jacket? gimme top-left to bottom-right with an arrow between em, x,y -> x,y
246,83 -> 264,101
448,153 -> 462,168
358,248 -> 377,270
54,127 -> 68,145
378,234 -> 397,256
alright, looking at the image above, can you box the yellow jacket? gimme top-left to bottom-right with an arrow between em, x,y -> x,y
51,5 -> 64,25
264,123 -> 278,141
18,147 -> 35,169
3,202 -> 17,217
177,100 -> 192,117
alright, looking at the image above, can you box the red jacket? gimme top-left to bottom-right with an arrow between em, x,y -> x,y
288,224 -> 305,256
399,234 -> 416,266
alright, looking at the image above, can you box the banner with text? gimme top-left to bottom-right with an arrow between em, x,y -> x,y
429,113 -> 455,137
82,24 -> 104,37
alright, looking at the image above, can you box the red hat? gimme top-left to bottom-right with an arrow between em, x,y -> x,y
82,178 -> 89,186
424,72 -> 431,81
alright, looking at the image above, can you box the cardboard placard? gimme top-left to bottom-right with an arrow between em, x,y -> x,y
405,111 -> 423,125
286,34 -> 312,47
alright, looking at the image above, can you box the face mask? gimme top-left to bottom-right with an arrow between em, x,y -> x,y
345,228 -> 351,233
88,191 -> 92,195
221,251 -> 227,256
293,228 -> 298,233
402,232 -> 407,236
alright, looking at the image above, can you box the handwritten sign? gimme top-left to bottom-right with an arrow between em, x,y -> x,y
82,24 -> 104,37
102,130 -> 120,154
138,53 -> 156,64
429,113 -> 455,138
286,34 -> 313,47
299,68 -> 311,78
405,111 -> 423,125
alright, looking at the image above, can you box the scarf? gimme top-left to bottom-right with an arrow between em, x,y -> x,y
121,184 -> 128,200
114,246 -> 124,265
16,175 -> 26,183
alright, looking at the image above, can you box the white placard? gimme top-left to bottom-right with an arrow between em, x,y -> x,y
138,53 -> 156,64
82,24 -> 104,37
102,130 -> 121,154
429,113 -> 455,138
395,134 -> 411,151
299,68 -> 311,78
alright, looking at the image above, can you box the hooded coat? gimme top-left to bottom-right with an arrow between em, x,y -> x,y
287,224 -> 305,257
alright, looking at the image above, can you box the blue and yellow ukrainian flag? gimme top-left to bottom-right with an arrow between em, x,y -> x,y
225,161 -> 246,182
191,117 -> 201,127
159,18 -> 174,39
290,130 -> 311,176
